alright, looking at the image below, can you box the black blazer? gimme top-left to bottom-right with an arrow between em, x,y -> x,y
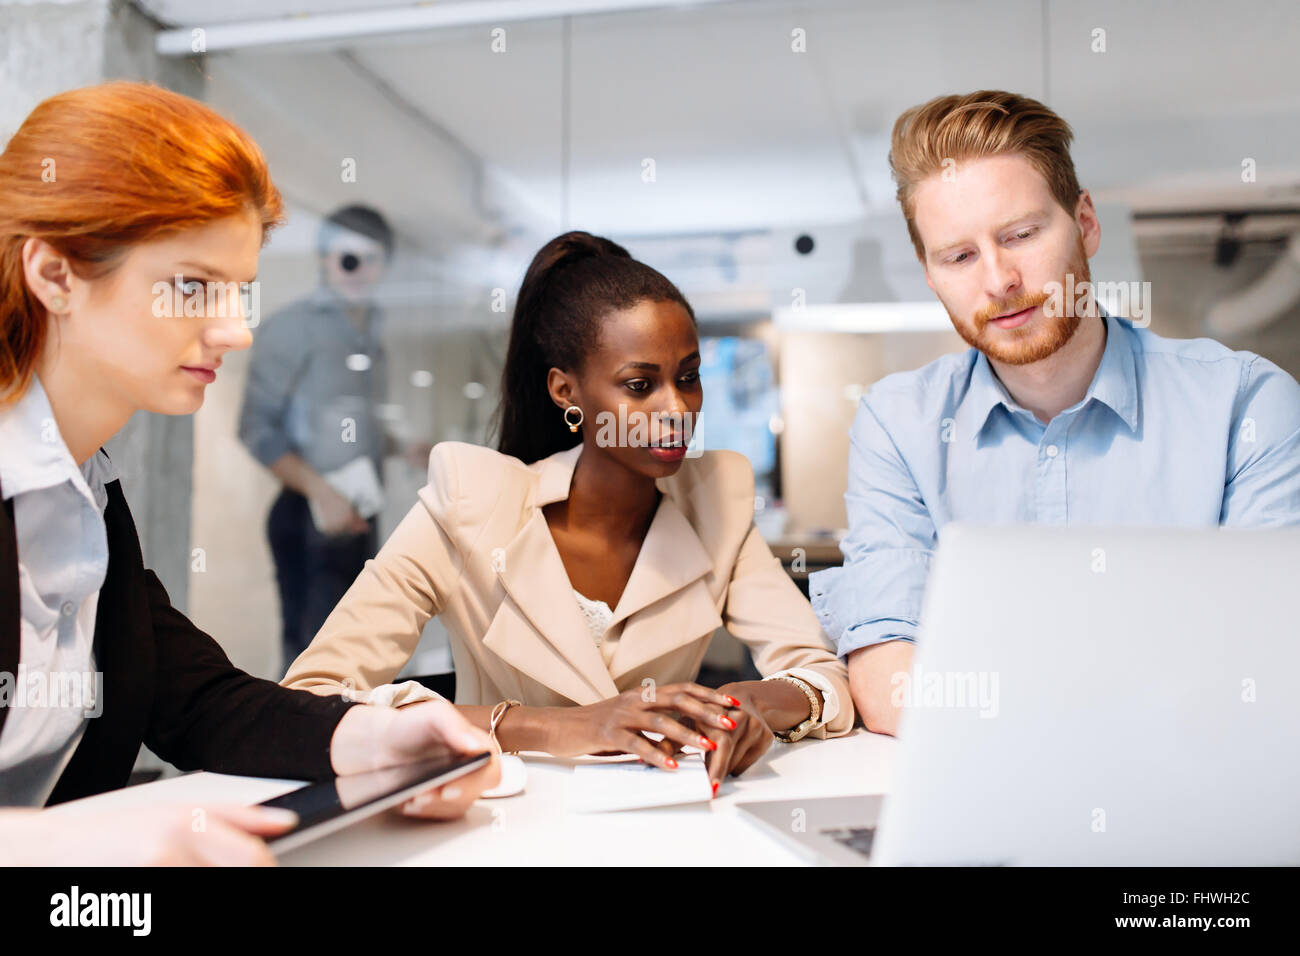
0,473 -> 357,807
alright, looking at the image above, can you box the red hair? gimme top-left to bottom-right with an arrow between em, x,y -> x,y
0,81 -> 285,403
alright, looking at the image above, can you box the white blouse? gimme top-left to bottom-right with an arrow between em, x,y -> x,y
572,588 -> 614,667
0,376 -> 113,807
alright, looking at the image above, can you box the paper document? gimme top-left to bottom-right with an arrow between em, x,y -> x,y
569,753 -> 712,813
309,456 -> 385,531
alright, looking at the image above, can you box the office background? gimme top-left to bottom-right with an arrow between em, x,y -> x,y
3,0 -> 1298,773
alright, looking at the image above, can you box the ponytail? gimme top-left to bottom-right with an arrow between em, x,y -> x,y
490,231 -> 695,464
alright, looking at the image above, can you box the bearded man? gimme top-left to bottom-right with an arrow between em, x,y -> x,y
809,90 -> 1300,736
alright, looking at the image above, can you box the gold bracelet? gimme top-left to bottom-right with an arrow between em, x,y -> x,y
768,675 -> 820,743
489,698 -> 523,756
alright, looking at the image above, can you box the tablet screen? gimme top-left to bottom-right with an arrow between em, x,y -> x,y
259,750 -> 491,854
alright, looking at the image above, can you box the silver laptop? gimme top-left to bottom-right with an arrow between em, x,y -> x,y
739,524 -> 1300,866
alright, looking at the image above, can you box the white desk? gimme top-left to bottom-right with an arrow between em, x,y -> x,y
48,730 -> 896,865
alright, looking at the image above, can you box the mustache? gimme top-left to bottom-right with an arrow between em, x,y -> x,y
973,290 -> 1051,327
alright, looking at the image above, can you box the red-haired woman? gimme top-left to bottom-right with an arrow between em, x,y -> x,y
0,82 -> 497,864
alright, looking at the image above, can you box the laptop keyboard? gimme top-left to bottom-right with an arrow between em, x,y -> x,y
821,825 -> 876,857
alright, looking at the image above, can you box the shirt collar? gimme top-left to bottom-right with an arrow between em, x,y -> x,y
958,309 -> 1139,437
534,442 -> 585,506
960,349 -> 1015,439
1085,311 -> 1140,432
0,376 -> 114,506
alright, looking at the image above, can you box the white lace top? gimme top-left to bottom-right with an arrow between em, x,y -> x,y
573,588 -> 613,645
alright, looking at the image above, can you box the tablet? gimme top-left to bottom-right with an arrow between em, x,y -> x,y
259,750 -> 491,854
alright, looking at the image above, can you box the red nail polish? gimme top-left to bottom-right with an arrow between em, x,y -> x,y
720,716 -> 736,730
699,735 -> 717,751
725,695 -> 742,708
665,757 -> 678,770
712,780 -> 719,795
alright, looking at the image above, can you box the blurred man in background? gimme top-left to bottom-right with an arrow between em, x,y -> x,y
240,205 -> 426,675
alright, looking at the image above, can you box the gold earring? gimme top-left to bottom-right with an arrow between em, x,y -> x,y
50,294 -> 67,312
563,404 -> 584,433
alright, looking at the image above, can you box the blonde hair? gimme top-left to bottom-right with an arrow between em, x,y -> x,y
889,90 -> 1081,258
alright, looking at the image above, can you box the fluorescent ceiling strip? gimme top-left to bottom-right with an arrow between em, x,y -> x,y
156,0 -> 735,55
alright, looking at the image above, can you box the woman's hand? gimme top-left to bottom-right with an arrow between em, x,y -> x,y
700,683 -> 775,793
0,805 -> 299,866
544,682 -> 738,768
330,699 -> 501,819
650,679 -> 814,793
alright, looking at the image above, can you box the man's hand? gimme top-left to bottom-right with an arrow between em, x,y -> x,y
309,483 -> 369,536
847,640 -> 914,736
330,700 -> 501,820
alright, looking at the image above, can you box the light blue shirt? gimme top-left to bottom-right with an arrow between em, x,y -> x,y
0,375 -> 114,806
809,313 -> 1300,657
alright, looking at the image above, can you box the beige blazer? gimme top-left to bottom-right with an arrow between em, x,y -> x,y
282,440 -> 854,738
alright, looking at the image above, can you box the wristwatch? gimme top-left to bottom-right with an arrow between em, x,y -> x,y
768,675 -> 821,743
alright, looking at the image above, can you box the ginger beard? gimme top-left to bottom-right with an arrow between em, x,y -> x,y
942,235 -> 1091,366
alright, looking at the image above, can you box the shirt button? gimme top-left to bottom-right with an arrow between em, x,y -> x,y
1045,444 -> 1060,458
60,600 -> 76,617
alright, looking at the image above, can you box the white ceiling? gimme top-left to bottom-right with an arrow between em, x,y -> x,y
152,0 -> 1300,278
